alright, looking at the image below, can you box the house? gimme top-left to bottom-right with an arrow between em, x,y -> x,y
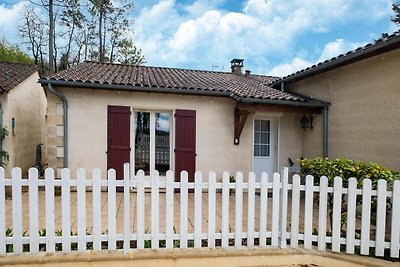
39,59 -> 327,181
271,31 -> 400,170
0,62 -> 47,176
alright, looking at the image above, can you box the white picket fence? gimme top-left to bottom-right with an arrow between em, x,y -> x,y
0,164 -> 399,258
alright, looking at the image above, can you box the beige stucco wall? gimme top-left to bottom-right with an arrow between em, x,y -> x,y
287,49 -> 400,170
1,72 -> 47,177
46,87 -> 304,179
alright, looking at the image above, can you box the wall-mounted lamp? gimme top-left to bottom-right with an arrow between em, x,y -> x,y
11,118 -> 15,135
300,114 -> 313,131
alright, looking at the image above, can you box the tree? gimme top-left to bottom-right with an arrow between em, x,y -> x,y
19,7 -> 47,73
0,39 -> 33,64
392,1 -> 400,26
115,38 -> 145,65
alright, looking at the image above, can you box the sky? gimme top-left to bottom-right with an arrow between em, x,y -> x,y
0,0 -> 398,77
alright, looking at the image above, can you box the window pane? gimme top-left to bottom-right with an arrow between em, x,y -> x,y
260,145 -> 270,157
260,120 -> 268,131
254,132 -> 261,144
135,112 -> 150,175
255,120 -> 261,131
155,113 -> 170,176
254,144 -> 259,156
260,132 -> 270,144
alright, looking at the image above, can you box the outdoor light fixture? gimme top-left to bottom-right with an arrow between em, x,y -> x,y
11,118 -> 15,135
301,114 -> 313,130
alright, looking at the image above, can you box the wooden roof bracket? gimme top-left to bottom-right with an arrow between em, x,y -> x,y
234,108 -> 251,145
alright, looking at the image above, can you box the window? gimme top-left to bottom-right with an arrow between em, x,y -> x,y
134,111 -> 171,176
253,119 -> 270,157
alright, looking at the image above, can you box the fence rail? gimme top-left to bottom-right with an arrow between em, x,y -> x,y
0,165 -> 399,258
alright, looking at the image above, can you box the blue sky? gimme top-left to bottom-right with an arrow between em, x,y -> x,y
0,0 -> 398,76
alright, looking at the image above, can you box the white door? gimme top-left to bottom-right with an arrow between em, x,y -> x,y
252,118 -> 276,182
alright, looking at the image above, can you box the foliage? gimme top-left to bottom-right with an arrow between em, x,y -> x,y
0,39 -> 33,64
300,157 -> 399,188
392,1 -> 400,26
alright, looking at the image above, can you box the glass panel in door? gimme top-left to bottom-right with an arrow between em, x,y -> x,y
155,112 -> 170,176
135,112 -> 150,175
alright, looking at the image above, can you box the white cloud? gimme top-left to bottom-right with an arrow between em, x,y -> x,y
267,57 -> 312,77
0,1 -> 28,42
133,0 -> 393,73
267,38 -> 366,77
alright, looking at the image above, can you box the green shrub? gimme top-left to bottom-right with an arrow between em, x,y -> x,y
300,157 -> 399,188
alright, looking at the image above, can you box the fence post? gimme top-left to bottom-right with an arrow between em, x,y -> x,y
61,168 -> 71,252
317,176 -> 328,251
123,163 -> 131,253
77,168 -> 86,252
151,170 -> 160,249
291,174 -> 301,249
107,169 -> 117,250
279,167 -> 288,248
332,176 -> 343,252
390,180 -> 400,257
221,172 -> 230,248
303,175 -> 314,250
165,170 -> 174,249
259,172 -> 268,247
180,171 -> 189,248
12,168 -> 23,253
247,172 -> 255,247
208,172 -> 216,248
271,172 -> 280,247
92,168 -> 102,252
346,178 -> 357,254
194,171 -> 202,248
375,179 -> 387,257
360,179 -> 372,255
28,168 -> 39,253
234,172 -> 243,248
136,170 -> 145,249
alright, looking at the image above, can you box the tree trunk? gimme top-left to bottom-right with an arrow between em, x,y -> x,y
49,0 -> 54,74
98,2 -> 104,63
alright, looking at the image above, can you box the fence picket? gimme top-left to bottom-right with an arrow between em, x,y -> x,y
61,169 -> 71,252
108,169 -> 117,250
92,169 -> 102,251
0,168 -> 5,254
235,172 -> 243,248
332,177 -> 343,252
123,163 -> 130,253
317,176 -> 328,251
304,175 -> 314,250
360,179 -> 372,255
259,172 -> 268,247
221,172 -> 230,248
136,170 -> 145,249
28,168 -> 39,253
247,172 -> 255,247
390,180 -> 400,257
279,168 -> 288,248
151,171 -> 160,249
291,174 -> 301,249
194,171 -> 202,248
77,168 -> 86,252
165,170 -> 174,249
180,171 -> 189,248
346,178 -> 357,254
375,179 -> 387,257
45,168 -> 56,253
271,172 -> 280,247
208,172 -> 216,248
12,168 -> 23,253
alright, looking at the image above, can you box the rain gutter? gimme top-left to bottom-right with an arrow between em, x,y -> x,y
47,83 -> 68,168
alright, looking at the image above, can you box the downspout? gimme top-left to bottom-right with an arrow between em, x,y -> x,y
323,106 -> 329,158
47,83 -> 68,168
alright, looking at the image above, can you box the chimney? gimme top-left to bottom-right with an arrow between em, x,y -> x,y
245,69 -> 251,77
231,58 -> 244,74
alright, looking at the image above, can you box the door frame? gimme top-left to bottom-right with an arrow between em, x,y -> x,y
251,114 -> 281,176
131,109 -> 173,177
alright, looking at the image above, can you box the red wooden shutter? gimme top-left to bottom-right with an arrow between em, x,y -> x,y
107,106 -> 131,182
175,109 -> 196,182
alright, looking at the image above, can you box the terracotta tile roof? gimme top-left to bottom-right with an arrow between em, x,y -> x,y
41,61 -> 311,104
0,62 -> 38,92
273,30 -> 400,85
